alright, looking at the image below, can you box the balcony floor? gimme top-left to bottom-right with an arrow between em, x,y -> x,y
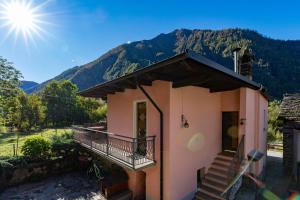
78,140 -> 155,170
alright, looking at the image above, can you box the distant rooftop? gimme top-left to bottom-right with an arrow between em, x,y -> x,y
279,93 -> 300,122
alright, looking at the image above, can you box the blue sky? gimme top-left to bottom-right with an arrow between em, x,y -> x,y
0,0 -> 300,83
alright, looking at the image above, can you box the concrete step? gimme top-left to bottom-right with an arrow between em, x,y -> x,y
205,173 -> 228,185
208,168 -> 228,178
210,164 -> 229,173
202,178 -> 227,193
198,184 -> 226,200
194,191 -> 223,200
214,158 -> 231,166
217,154 -> 233,161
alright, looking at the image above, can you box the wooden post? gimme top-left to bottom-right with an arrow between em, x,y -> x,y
16,133 -> 19,156
13,144 -> 16,156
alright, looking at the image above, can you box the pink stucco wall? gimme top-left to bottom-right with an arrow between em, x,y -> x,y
106,81 -> 268,200
239,87 -> 268,175
107,80 -> 171,200
168,86 -> 222,199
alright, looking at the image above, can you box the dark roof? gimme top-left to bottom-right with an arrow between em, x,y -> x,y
279,93 -> 300,122
79,50 -> 264,98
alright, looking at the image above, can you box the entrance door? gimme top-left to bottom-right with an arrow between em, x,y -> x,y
135,101 -> 147,155
222,112 -> 239,152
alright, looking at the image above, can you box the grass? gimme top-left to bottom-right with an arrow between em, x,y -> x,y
0,128 -> 73,157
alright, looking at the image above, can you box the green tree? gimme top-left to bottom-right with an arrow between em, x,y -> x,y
41,80 -> 77,127
0,57 -> 23,127
13,92 -> 45,131
74,96 -> 106,123
268,100 -> 283,143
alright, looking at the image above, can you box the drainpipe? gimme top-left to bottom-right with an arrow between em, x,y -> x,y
138,84 -> 164,200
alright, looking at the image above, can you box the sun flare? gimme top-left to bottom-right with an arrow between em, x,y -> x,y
0,0 -> 47,43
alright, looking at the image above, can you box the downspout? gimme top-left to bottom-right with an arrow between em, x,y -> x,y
138,84 -> 164,200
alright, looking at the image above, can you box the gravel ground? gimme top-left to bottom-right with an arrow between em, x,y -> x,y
236,150 -> 292,200
0,172 -> 106,200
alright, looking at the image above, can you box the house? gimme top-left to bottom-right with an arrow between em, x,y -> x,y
279,94 -> 300,179
73,50 -> 268,200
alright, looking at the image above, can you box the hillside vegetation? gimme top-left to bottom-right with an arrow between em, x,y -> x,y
31,29 -> 300,99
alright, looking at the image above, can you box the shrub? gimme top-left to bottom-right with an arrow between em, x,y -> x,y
51,132 -> 74,145
0,160 -> 14,176
21,136 -> 51,159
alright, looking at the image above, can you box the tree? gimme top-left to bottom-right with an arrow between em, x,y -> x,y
268,100 -> 283,143
41,80 -> 107,127
12,92 -> 45,132
74,96 -> 106,124
0,57 -> 23,127
41,80 -> 78,127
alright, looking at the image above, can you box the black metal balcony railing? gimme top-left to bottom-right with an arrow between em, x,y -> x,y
72,125 -> 156,170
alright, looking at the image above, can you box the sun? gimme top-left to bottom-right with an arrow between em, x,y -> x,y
5,1 -> 34,31
0,0 -> 47,43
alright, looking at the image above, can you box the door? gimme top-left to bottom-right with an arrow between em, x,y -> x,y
222,112 -> 239,152
135,101 -> 147,155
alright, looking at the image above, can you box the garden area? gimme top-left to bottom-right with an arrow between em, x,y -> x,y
0,128 -> 73,157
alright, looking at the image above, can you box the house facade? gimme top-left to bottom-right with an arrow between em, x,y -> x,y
74,50 -> 268,200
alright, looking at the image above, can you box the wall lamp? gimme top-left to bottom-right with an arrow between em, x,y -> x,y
181,114 -> 189,128
240,118 -> 246,125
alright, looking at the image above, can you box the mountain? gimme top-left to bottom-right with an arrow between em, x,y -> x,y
20,81 -> 39,93
31,29 -> 300,99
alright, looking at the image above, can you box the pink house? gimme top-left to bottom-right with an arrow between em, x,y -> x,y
74,50 -> 268,200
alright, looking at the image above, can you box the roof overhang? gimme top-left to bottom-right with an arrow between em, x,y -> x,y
79,50 -> 264,99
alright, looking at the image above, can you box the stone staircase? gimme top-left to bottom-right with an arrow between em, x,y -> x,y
194,152 -> 235,200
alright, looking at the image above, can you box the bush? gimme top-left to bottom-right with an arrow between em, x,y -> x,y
21,136 -> 51,159
50,132 -> 74,145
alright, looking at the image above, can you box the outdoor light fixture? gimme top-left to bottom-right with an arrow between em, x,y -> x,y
240,118 -> 246,125
247,149 -> 264,162
181,114 -> 189,128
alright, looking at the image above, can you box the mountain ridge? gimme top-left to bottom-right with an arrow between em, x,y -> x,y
30,28 -> 300,98
20,81 -> 39,94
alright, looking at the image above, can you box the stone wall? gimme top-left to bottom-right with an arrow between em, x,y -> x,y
0,143 -> 80,192
282,120 -> 297,174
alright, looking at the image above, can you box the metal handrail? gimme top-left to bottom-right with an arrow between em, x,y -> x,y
72,125 -> 156,169
72,125 -> 155,141
227,134 -> 245,184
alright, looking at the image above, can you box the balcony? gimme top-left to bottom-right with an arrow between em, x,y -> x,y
72,125 -> 156,170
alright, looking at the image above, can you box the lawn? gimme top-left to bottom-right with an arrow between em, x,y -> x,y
0,128 -> 73,157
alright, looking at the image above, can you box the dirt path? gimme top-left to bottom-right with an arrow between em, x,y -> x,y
0,172 -> 106,200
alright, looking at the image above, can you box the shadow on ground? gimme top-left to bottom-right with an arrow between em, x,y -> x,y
0,172 -> 105,200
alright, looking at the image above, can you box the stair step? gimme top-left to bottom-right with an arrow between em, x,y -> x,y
207,168 -> 228,178
210,164 -> 229,172
202,178 -> 227,193
214,158 -> 231,166
211,162 -> 230,169
216,154 -> 234,161
205,173 -> 228,185
218,151 -> 235,157
198,184 -> 226,200
194,191 -> 222,200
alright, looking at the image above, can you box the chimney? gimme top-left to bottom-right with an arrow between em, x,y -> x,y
232,48 -> 241,74
240,49 -> 253,80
